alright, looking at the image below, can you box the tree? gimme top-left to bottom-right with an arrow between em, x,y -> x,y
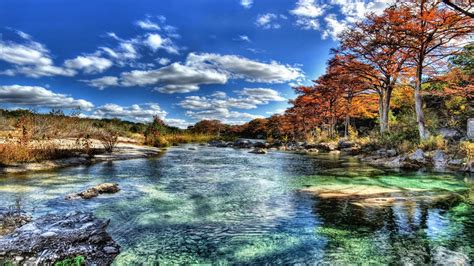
396,0 -> 473,139
189,120 -> 226,135
339,7 -> 411,135
442,0 -> 474,18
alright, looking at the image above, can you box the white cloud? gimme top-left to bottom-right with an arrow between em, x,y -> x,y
154,84 -> 200,94
256,13 -> 281,29
81,76 -> 119,90
119,62 -> 229,88
289,0 -> 394,38
321,13 -> 349,40
179,88 -> 284,124
145,34 -> 163,51
0,31 -> 76,77
157,58 -> 171,65
90,103 -> 167,123
165,118 -> 192,129
0,85 -> 94,111
187,53 -> 303,83
89,53 -> 302,93
240,0 -> 254,9
237,35 -> 251,42
100,42 -> 139,65
64,55 -> 113,74
290,0 -> 326,17
136,19 -> 160,30
290,0 -> 326,31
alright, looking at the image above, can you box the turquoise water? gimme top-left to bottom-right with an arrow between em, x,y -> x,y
0,145 -> 473,264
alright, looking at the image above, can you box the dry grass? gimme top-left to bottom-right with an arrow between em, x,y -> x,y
145,133 -> 216,147
0,142 -> 101,165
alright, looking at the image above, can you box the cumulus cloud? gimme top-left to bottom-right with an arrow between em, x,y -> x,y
187,53 -> 303,83
119,62 -> 229,89
89,53 -> 302,93
240,0 -> 253,9
256,13 -> 282,29
322,13 -> 349,40
178,88 -> 284,124
90,103 -> 167,123
0,31 -> 76,77
0,85 -> 94,110
154,84 -> 200,94
165,118 -> 193,129
289,0 -> 394,38
81,76 -> 119,90
157,58 -> 171,65
64,55 -> 113,74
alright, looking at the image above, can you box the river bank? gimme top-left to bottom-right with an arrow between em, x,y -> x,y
0,141 -> 163,174
208,139 -> 474,173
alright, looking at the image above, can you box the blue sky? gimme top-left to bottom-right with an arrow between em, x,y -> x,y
0,0 -> 390,128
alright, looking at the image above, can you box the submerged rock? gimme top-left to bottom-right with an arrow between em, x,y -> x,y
66,183 -> 120,200
433,246 -> 471,266
0,212 -> 120,265
249,148 -> 267,154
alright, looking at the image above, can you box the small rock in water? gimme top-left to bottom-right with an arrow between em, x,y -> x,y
249,148 -> 267,154
65,183 -> 120,200
188,147 -> 197,151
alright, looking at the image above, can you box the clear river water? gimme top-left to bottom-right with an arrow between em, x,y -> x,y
0,144 -> 473,264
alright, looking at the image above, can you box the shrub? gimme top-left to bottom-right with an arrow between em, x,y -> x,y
97,128 -> 118,153
418,135 -> 447,151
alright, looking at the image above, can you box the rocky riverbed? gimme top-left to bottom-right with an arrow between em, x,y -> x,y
208,139 -> 474,173
0,211 -> 120,265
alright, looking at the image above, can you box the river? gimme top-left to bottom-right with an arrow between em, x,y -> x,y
0,144 -> 473,264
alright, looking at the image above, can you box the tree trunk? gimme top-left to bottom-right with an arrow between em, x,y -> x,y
415,64 -> 428,140
344,115 -> 350,138
378,88 -> 392,135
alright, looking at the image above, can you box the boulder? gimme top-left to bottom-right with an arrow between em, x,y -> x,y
66,183 -> 120,200
0,212 -> 120,265
409,149 -> 426,163
252,141 -> 267,148
438,128 -> 462,140
305,148 -> 319,153
386,149 -> 397,157
234,139 -> 252,148
432,150 -> 448,169
375,149 -> 388,157
338,140 -> 355,149
303,143 -> 318,149
467,118 -> 474,140
316,142 -> 338,151
249,148 -> 267,154
208,140 -> 228,147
